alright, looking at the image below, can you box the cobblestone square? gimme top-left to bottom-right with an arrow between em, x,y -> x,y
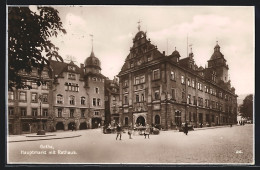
7,124 -> 253,164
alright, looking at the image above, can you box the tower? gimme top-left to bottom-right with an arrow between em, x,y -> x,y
207,42 -> 229,83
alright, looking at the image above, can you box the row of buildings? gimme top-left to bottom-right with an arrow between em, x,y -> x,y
8,26 -> 238,135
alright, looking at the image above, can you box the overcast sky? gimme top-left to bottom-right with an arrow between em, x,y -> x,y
45,6 -> 254,95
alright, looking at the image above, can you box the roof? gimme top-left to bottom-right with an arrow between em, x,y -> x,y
210,44 -> 224,60
84,51 -> 101,70
50,60 -> 83,77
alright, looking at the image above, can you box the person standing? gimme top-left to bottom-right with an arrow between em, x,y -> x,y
144,124 -> 150,139
184,122 -> 188,135
116,123 -> 122,140
128,125 -> 133,139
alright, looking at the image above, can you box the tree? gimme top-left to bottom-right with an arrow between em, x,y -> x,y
239,94 -> 253,120
8,6 -> 66,90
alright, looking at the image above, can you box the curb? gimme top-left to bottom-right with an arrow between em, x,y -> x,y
8,135 -> 82,143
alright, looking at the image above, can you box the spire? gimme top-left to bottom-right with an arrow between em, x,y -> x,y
137,19 -> 141,31
90,34 -> 94,52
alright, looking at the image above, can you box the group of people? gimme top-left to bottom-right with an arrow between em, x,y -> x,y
115,123 -> 151,140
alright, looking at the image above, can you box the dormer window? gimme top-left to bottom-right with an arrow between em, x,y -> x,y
68,66 -> 75,71
68,73 -> 76,80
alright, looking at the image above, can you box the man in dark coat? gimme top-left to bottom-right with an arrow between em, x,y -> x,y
116,123 -> 122,140
184,122 -> 188,135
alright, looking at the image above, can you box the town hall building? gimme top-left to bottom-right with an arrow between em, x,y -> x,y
117,25 -> 238,130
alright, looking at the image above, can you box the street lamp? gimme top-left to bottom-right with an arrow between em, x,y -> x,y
37,94 -> 45,135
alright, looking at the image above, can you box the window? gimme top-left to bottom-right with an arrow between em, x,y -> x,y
192,80 -> 195,88
57,94 -> 63,104
42,71 -> 49,78
197,82 -> 202,91
153,69 -> 160,80
154,89 -> 160,100
70,109 -> 74,117
124,80 -> 128,87
140,75 -> 145,83
124,95 -> 128,104
32,108 -> 37,116
8,107 -> 14,116
205,99 -> 209,108
130,62 -> 134,68
20,108 -> 27,116
97,98 -> 101,106
216,102 -> 219,110
69,95 -> 75,105
212,101 -> 215,109
42,94 -> 48,103
65,83 -> 79,92
187,78 -> 190,86
188,94 -> 191,104
141,93 -> 145,101
19,92 -> 26,101
182,91 -> 186,102
8,91 -> 14,100
32,82 -> 38,89
43,109 -> 48,117
42,82 -> 49,90
94,87 -> 99,94
81,109 -> 85,117
93,77 -> 97,81
193,96 -> 197,105
31,93 -> 37,103
135,76 -> 140,85
171,71 -> 175,80
58,108 -> 62,117
68,66 -> 75,71
181,76 -> 185,84
81,97 -> 86,105
171,88 -> 176,100
210,88 -> 213,94
68,73 -> 76,80
94,111 -> 99,116
136,94 -> 140,102
93,98 -> 96,106
189,112 -> 192,122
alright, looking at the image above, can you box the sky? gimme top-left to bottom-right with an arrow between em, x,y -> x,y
40,6 -> 254,95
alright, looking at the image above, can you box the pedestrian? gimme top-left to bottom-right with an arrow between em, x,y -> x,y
71,124 -> 74,131
200,122 -> 203,128
116,123 -> 122,140
144,124 -> 150,139
184,122 -> 188,135
128,126 -> 133,139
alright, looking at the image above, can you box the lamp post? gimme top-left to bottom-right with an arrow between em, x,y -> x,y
37,94 -> 45,135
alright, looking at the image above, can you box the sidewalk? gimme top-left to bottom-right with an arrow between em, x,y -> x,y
8,130 -> 82,143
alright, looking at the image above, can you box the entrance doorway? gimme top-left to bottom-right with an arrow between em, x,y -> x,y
68,122 -> 76,130
56,122 -> 64,130
79,122 -> 87,130
92,118 -> 101,129
136,116 -> 145,126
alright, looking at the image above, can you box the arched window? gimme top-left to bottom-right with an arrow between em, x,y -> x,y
69,95 -> 75,105
57,94 -> 63,104
155,115 -> 160,125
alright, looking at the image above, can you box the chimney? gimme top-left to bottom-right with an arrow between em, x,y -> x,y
163,51 -> 165,56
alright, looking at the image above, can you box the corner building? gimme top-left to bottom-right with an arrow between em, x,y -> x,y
117,28 -> 238,130
50,50 -> 105,131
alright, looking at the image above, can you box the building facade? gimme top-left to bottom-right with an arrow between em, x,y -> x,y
8,68 -> 53,135
8,49 -> 106,134
104,77 -> 120,126
117,28 -> 238,130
